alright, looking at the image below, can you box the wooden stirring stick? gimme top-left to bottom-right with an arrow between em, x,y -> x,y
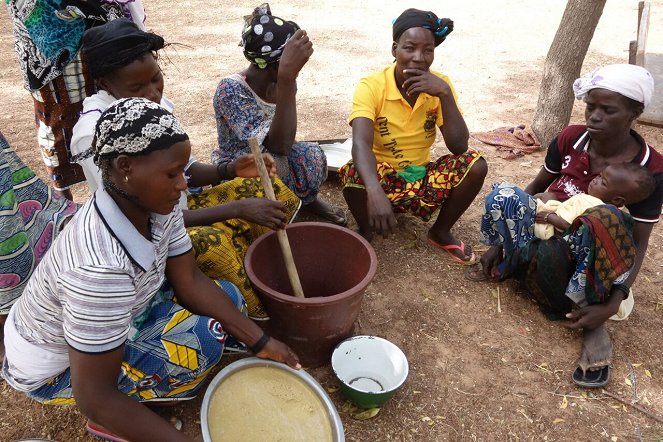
247,138 -> 305,298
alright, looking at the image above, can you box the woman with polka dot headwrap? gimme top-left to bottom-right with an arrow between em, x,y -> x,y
212,3 -> 346,225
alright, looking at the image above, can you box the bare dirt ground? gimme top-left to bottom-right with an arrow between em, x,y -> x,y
1,1 -> 662,441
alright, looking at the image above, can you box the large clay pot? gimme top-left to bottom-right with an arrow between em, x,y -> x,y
245,222 -> 377,367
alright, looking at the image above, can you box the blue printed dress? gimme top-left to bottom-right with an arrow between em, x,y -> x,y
480,182 -> 631,310
212,74 -> 327,204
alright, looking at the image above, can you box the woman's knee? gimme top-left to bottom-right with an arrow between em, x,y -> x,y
483,181 -> 509,212
466,156 -> 488,183
455,156 -> 487,197
342,186 -> 367,207
214,280 -> 246,311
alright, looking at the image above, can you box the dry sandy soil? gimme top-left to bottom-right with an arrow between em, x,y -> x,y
1,1 -> 662,441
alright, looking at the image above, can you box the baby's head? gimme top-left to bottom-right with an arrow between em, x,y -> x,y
587,163 -> 655,207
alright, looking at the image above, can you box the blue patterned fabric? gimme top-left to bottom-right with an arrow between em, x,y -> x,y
479,182 -> 633,310
26,280 -> 247,404
6,0 -> 141,90
480,182 -> 537,255
5,0 -> 87,89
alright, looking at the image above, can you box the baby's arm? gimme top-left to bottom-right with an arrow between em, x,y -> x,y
535,211 -> 571,231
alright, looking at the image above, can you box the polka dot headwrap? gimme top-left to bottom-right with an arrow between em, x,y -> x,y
241,3 -> 299,69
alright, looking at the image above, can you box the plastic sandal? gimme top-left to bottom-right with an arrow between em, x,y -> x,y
320,206 -> 347,227
572,365 -> 610,388
427,234 -> 476,266
85,421 -> 129,442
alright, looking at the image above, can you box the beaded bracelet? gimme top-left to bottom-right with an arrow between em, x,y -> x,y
250,332 -> 270,354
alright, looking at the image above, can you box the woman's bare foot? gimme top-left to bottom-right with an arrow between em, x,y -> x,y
304,197 -> 347,226
479,245 -> 504,280
572,325 -> 613,388
578,324 -> 613,373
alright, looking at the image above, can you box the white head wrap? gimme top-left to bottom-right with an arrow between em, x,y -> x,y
573,64 -> 654,108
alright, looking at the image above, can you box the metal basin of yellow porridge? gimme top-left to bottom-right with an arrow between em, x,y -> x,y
201,358 -> 344,442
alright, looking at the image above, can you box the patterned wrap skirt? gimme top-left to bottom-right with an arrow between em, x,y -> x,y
27,280 -> 247,404
272,141 -> 328,205
338,150 -> 483,222
186,176 -> 300,318
31,53 -> 93,190
480,183 -> 633,318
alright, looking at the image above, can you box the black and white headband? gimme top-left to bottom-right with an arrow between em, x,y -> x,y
93,97 -> 188,165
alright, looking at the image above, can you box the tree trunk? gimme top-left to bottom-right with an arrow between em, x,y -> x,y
532,0 -> 607,149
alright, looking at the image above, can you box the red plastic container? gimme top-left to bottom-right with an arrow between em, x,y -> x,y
244,222 -> 377,367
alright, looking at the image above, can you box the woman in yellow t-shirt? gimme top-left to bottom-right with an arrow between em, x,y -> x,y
339,8 -> 487,265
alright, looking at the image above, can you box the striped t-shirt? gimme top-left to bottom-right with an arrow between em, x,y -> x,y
2,188 -> 192,391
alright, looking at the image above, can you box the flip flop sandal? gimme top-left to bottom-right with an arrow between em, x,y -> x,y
572,365 -> 610,388
464,262 -> 488,281
86,421 -> 129,442
223,335 -> 249,353
428,235 -> 477,266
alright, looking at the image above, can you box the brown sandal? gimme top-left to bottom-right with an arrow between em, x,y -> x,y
305,199 -> 348,226
464,262 -> 488,281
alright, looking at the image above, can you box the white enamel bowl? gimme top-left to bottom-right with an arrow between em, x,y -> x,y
331,335 -> 409,408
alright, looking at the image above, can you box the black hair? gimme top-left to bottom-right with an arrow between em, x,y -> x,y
613,162 -> 656,204
392,9 -> 453,47
82,18 -> 166,80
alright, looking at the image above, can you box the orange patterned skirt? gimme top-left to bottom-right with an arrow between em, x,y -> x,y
339,150 -> 483,221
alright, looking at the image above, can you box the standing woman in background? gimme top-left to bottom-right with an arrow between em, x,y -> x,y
4,0 -> 145,199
